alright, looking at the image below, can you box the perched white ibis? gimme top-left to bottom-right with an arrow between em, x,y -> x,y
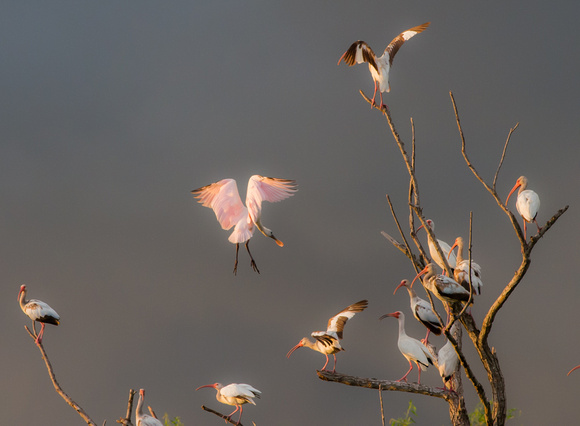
411,263 -> 470,304
191,175 -> 297,274
568,365 -> 580,376
287,300 -> 368,373
416,219 -> 456,274
196,382 -> 261,425
18,284 -> 60,344
436,333 -> 460,390
338,22 -> 430,109
380,311 -> 434,384
135,389 -> 163,426
393,279 -> 442,344
448,237 -> 483,296
506,176 -> 541,240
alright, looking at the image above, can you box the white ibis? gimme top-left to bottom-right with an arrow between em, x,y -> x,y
380,311 -> 434,384
191,175 -> 297,274
436,336 -> 460,390
416,219 -> 456,274
338,22 -> 430,109
135,389 -> 163,426
568,365 -> 580,376
411,263 -> 470,305
196,382 -> 261,425
506,176 -> 541,240
287,300 -> 368,373
448,237 -> 483,296
18,284 -> 60,344
393,279 -> 442,344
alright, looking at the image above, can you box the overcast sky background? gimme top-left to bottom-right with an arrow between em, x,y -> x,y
1,2 -> 579,425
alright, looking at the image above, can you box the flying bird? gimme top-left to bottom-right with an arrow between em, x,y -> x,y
505,176 -> 541,240
393,279 -> 442,344
380,311 -> 434,384
287,300 -> 368,373
191,175 -> 297,274
338,22 -> 430,109
196,382 -> 261,425
18,284 -> 60,344
417,219 -> 456,274
411,263 -> 470,305
135,389 -> 163,426
448,237 -> 483,296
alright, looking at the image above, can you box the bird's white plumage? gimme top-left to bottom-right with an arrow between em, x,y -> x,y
135,389 -> 163,426
418,219 -> 456,271
413,263 -> 470,304
506,176 -> 541,239
338,23 -> 430,105
219,383 -> 262,405
450,237 -> 483,296
394,280 -> 441,335
22,299 -> 60,323
437,339 -> 459,382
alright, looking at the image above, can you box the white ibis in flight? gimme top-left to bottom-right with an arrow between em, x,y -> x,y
411,263 -> 470,305
448,237 -> 483,296
135,389 -> 163,426
18,284 -> 60,344
568,365 -> 580,376
338,22 -> 430,109
380,311 -> 434,384
505,176 -> 541,240
393,279 -> 442,344
287,299 -> 368,373
416,219 -> 456,274
436,328 -> 460,390
191,175 -> 297,274
196,382 -> 261,425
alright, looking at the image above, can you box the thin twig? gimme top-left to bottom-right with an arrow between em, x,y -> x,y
24,326 -> 97,425
379,384 -> 386,426
493,123 -> 519,191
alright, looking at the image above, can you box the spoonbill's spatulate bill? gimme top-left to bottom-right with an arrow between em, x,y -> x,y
338,22 -> 430,109
287,300 -> 368,373
506,175 -> 541,240
192,175 -> 297,274
18,284 -> 60,345
196,382 -> 261,425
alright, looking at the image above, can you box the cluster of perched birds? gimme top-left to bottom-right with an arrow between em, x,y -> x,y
17,19 -> 547,425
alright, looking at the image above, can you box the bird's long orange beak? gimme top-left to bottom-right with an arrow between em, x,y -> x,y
379,312 -> 398,320
286,341 -> 303,358
568,365 -> 580,376
506,181 -> 521,205
448,241 -> 459,260
195,384 -> 216,391
410,267 -> 428,288
393,280 -> 407,295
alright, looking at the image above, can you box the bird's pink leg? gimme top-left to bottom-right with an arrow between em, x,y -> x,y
236,405 -> 243,425
397,361 -> 413,382
233,243 -> 240,275
321,354 -> 330,371
417,362 -> 422,384
523,221 -> 527,240
245,241 -> 260,274
534,219 -> 542,234
36,323 -> 46,344
371,81 -> 378,107
332,354 -> 337,373
421,329 -> 432,345
226,405 -> 240,420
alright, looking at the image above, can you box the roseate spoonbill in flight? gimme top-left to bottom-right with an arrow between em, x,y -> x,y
448,236 -> 483,296
393,279 -> 442,344
196,382 -> 261,425
411,263 -> 470,305
18,284 -> 60,344
136,389 -> 163,426
380,311 -> 434,384
191,175 -> 297,274
338,22 -> 430,109
505,176 -> 541,240
287,300 -> 368,373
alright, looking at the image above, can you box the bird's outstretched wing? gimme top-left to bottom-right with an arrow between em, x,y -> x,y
338,41 -> 379,73
191,179 -> 245,230
326,300 -> 368,339
383,22 -> 430,66
246,175 -> 297,224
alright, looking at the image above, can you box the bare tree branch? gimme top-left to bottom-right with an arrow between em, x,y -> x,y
115,389 -> 136,425
201,405 -> 245,425
493,123 -> 519,191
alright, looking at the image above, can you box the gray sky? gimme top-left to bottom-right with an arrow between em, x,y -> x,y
2,1 -> 579,425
